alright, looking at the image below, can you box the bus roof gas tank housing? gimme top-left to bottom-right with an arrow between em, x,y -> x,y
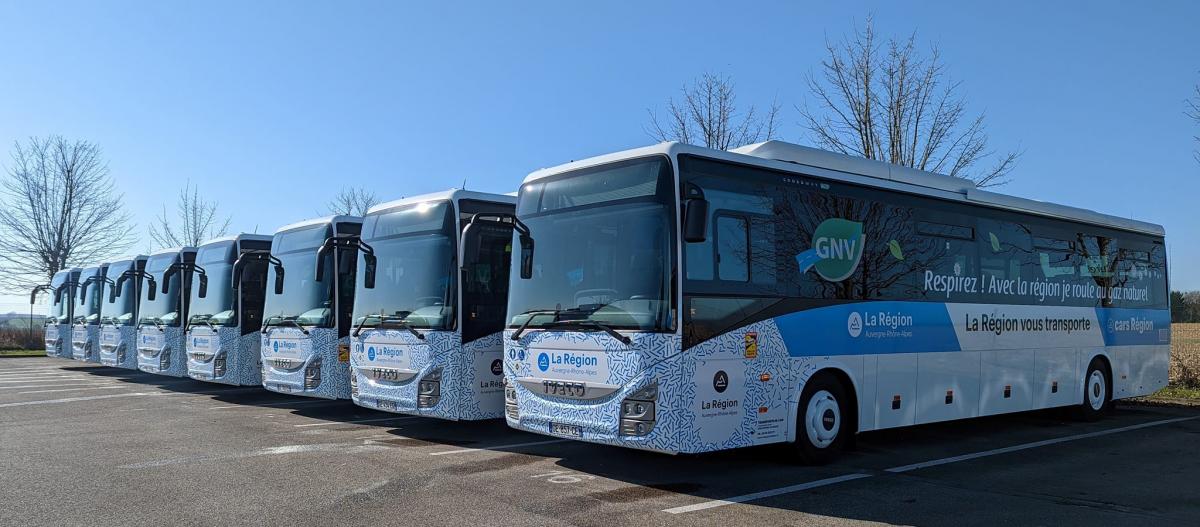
731,140 -> 1164,237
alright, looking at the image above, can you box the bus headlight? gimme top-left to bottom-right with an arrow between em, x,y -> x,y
417,368 -> 442,408
349,369 -> 359,398
304,359 -> 322,390
159,350 -> 171,371
213,355 -> 226,377
619,381 -> 658,437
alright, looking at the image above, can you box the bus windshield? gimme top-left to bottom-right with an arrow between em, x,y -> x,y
353,201 -> 456,330
189,242 -> 237,327
263,225 -> 333,327
103,261 -> 137,326
506,157 -> 676,332
77,267 -> 103,324
48,271 -> 71,324
140,254 -> 182,326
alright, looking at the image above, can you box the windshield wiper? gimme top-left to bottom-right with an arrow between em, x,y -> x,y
188,316 -> 217,332
137,318 -> 165,331
537,320 -> 632,345
262,315 -> 310,336
353,314 -> 424,340
509,309 -> 564,341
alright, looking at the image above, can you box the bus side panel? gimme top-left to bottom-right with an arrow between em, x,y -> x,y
979,349 -> 1036,416
915,351 -> 980,424
1033,348 -> 1078,409
874,354 -> 917,429
1125,345 -> 1170,397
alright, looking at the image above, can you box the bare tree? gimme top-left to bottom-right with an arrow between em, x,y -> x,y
1188,80 -> 1199,163
149,181 -> 232,248
800,18 -> 1019,187
648,73 -> 780,150
327,186 -> 380,216
0,136 -> 135,293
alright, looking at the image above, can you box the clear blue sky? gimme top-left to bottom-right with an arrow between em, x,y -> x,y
1,0 -> 1197,312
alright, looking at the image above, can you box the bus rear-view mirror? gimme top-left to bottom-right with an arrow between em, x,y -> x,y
683,198 -> 709,243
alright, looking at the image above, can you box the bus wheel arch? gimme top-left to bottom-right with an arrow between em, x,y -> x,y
792,368 -> 857,464
1076,353 -> 1113,421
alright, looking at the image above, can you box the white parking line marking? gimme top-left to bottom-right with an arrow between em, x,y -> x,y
18,385 -> 130,395
293,416 -> 418,428
663,416 -> 1200,514
429,439 -> 570,456
0,371 -> 77,377
884,416 -> 1200,473
0,383 -> 117,390
119,441 -> 392,469
210,399 -> 337,410
663,474 -> 872,514
0,376 -> 84,383
0,392 -> 164,408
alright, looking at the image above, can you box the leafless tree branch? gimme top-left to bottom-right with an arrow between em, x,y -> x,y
327,186 -> 380,216
646,73 -> 779,150
148,180 -> 232,248
0,136 -> 135,294
1188,80 -> 1199,163
799,17 -> 1021,187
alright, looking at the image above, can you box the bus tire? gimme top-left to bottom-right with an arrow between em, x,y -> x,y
794,373 -> 849,465
1075,358 -> 1111,422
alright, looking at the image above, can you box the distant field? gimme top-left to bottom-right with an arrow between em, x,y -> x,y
1171,323 -> 1200,389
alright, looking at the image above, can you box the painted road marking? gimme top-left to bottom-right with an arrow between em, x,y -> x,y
209,399 -> 338,410
429,439 -> 570,456
292,416 -> 419,428
119,441 -> 392,469
0,383 -> 118,391
663,416 -> 1200,514
0,392 -> 165,408
18,385 -> 130,395
884,416 -> 1200,473
0,376 -> 85,383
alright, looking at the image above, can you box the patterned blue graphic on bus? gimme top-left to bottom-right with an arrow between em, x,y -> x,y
261,327 -> 350,399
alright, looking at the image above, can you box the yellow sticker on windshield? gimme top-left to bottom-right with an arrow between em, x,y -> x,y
744,332 -> 758,359
337,343 -> 349,362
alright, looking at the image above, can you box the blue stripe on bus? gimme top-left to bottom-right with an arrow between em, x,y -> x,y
1095,308 -> 1170,347
773,302 -> 1169,357
774,301 -> 960,356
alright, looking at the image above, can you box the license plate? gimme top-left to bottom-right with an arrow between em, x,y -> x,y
378,399 -> 397,412
549,421 -> 583,439
542,380 -> 586,398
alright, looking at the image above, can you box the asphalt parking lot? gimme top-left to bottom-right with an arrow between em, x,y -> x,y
2,357 -> 1198,526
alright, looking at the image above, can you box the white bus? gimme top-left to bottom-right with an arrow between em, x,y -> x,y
185,234 -> 273,385
135,247 -> 198,377
261,216 -> 363,399
34,268 -> 80,359
100,256 -> 149,369
501,140 -> 1170,462
71,264 -> 109,363
350,190 -> 516,420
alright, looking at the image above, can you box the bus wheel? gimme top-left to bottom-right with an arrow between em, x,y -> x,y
1075,358 -> 1110,421
794,373 -> 848,465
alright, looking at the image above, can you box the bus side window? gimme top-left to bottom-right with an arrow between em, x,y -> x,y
978,219 -> 1033,304
914,218 -> 979,302
715,214 -> 749,282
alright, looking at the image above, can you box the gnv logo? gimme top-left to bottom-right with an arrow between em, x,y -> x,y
537,352 -> 550,372
795,218 -> 865,282
847,312 -> 863,338
367,346 -> 376,361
